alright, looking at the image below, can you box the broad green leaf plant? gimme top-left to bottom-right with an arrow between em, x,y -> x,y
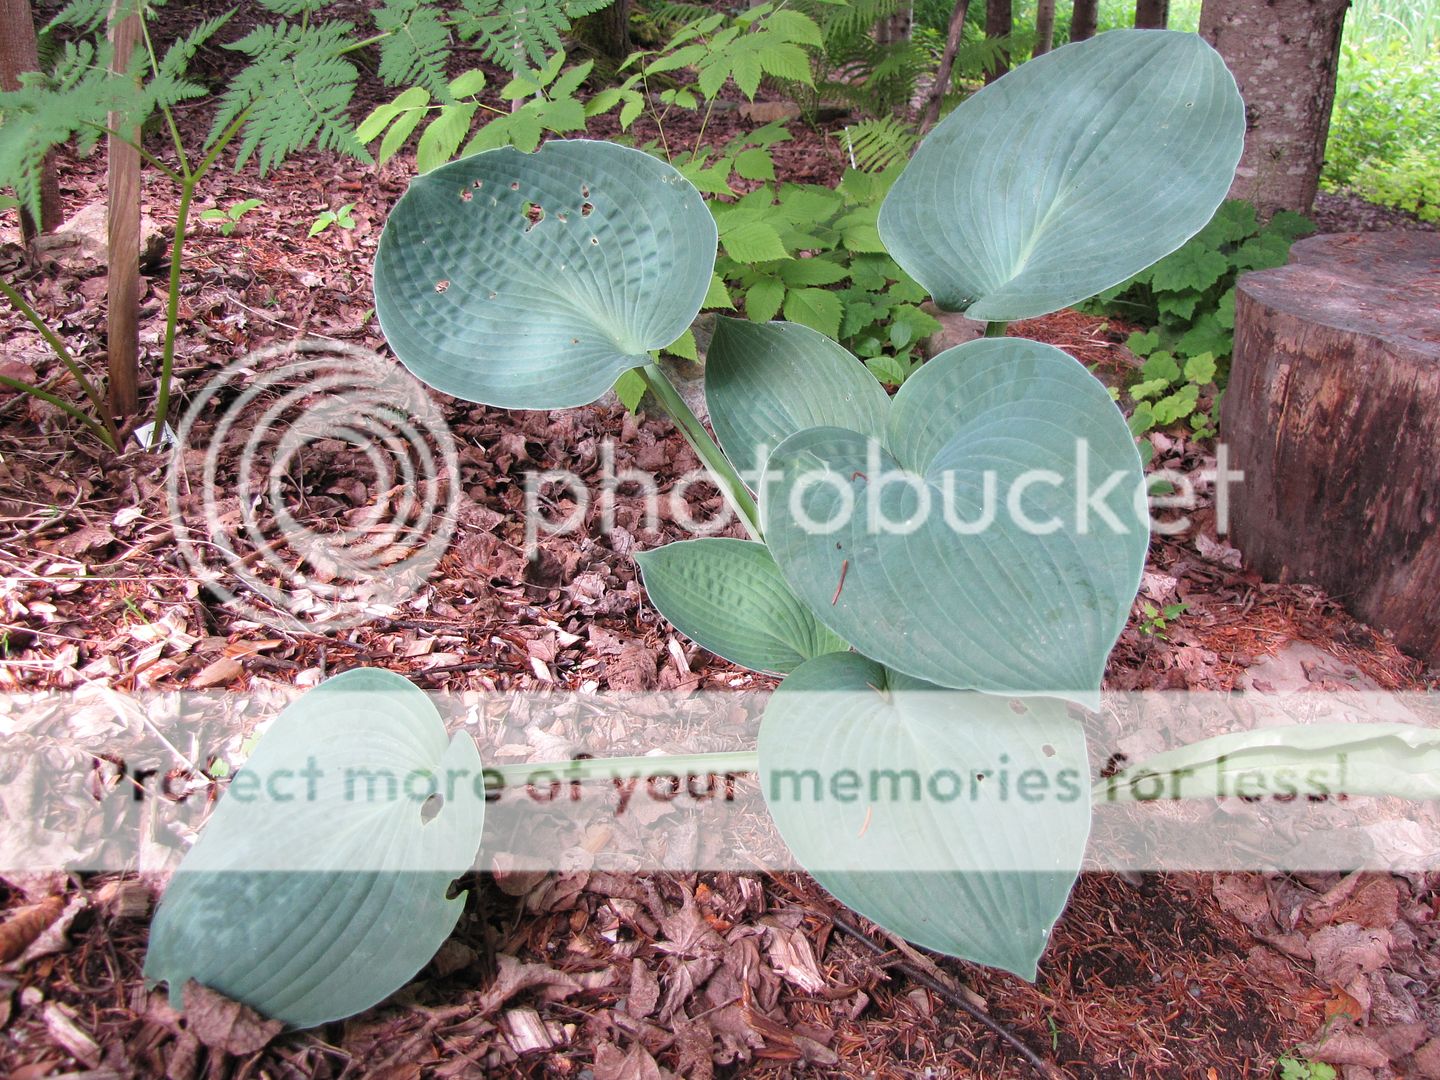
145,30 -> 1435,1031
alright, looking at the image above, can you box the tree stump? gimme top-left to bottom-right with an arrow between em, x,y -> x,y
1223,231 -> 1440,666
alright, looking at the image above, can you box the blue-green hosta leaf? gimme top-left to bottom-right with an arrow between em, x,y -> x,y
760,652 -> 1090,978
635,538 -> 847,674
374,140 -> 716,408
879,30 -> 1243,320
143,668 -> 484,1028
706,319 -> 889,479
762,337 -> 1148,698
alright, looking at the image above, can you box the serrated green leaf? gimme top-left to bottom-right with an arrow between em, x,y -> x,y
614,369 -> 647,413
743,277 -> 786,322
1149,244 -> 1231,293
721,219 -> 789,262
734,147 -> 776,182
1140,351 -> 1180,383
782,287 -> 842,338
1183,352 -> 1217,384
778,258 -> 847,287
703,273 -> 735,310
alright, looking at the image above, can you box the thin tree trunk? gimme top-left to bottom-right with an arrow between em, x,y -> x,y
577,0 -> 631,61
920,0 -> 970,131
1134,0 -> 1168,29
1070,0 -> 1098,41
1033,0 -> 1056,55
1200,0 -> 1349,217
107,1 -> 141,421
0,0 -> 61,238
875,2 -> 913,45
984,0 -> 1012,83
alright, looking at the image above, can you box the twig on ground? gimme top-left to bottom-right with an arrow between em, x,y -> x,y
827,909 -> 1057,1078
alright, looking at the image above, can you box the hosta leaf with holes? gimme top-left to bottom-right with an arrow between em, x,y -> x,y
760,652 -> 1090,978
374,140 -> 715,409
635,538 -> 847,674
706,318 -> 889,479
879,30 -> 1243,320
143,668 -> 484,1028
762,336 -> 1148,698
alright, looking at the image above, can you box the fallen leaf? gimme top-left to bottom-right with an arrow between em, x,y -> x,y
181,981 -> 284,1056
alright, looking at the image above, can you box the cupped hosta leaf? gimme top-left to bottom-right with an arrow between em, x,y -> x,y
879,30 -> 1243,320
374,139 -> 716,408
635,538 -> 847,674
706,318 -> 890,479
1101,722 -> 1440,803
144,668 -> 484,1028
762,337 -> 1148,697
760,652 -> 1090,978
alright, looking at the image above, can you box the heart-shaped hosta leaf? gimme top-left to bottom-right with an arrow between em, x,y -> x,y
762,336 -> 1148,697
760,652 -> 1090,978
374,139 -> 715,409
635,538 -> 847,674
706,318 -> 890,479
144,668 -> 484,1028
879,30 -> 1243,320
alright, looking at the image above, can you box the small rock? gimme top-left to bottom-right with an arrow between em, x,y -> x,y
738,101 -> 800,123
920,302 -> 986,356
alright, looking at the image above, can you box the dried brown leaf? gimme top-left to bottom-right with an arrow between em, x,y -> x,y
181,981 -> 284,1056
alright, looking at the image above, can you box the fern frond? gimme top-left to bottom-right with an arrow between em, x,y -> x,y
146,10 -> 234,112
256,0 -> 329,15
211,22 -> 369,173
456,0 -> 569,73
565,0 -> 616,17
0,41 -> 144,224
46,0 -> 121,33
375,0 -> 453,99
816,0 -> 903,46
843,115 -> 916,172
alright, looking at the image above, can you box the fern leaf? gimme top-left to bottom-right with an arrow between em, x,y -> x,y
843,116 -> 916,173
375,0 -> 454,99
256,0 -> 329,15
457,0 -> 569,74
211,22 -> 369,172
565,0 -> 615,17
0,41 -> 144,224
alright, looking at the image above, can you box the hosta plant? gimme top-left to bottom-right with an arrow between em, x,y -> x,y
144,30 -> 1421,1031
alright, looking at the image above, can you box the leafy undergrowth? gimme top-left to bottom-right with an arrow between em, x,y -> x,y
3,70 -> 1440,1080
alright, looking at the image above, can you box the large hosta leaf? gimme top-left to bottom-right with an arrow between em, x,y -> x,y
635,538 -> 847,674
374,139 -> 715,408
762,337 -> 1148,697
879,30 -> 1243,320
760,652 -> 1090,978
706,318 -> 890,478
144,668 -> 484,1028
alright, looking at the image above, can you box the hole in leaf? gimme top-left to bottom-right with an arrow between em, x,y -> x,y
1008,699 -> 1028,715
580,183 -> 590,198
580,202 -> 594,217
557,212 -> 568,223
488,291 -> 497,300
473,178 -> 483,188
1041,744 -> 1056,758
460,189 -> 472,202
589,237 -> 598,245
570,337 -> 579,344
523,203 -> 544,230
975,772 -> 986,782
509,181 -> 520,190
434,279 -> 450,293
420,792 -> 444,823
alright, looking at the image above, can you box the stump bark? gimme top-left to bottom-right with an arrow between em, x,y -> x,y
1223,231 -> 1440,665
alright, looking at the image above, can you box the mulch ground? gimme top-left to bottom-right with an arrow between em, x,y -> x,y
3,17 -> 1440,1078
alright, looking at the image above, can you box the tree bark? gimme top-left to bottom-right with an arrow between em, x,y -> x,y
1222,232 -> 1440,665
1199,0 -> 1349,218
1134,0 -> 1168,29
984,0 -> 1012,83
1070,0 -> 1098,42
107,1 -> 141,421
576,0 -> 631,63
875,2 -> 913,45
0,0 -> 61,237
1033,0 -> 1056,55
920,0 -> 970,131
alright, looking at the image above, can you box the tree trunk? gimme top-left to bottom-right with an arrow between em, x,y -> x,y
107,1 -> 141,421
1134,0 -> 1168,29
983,0 -> 1012,84
1070,0 -> 1098,41
1199,0 -> 1348,218
1033,0 -> 1056,55
1222,231 -> 1440,665
0,0 -> 61,238
577,0 -> 631,62
875,2 -> 913,45
920,0 -> 970,131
